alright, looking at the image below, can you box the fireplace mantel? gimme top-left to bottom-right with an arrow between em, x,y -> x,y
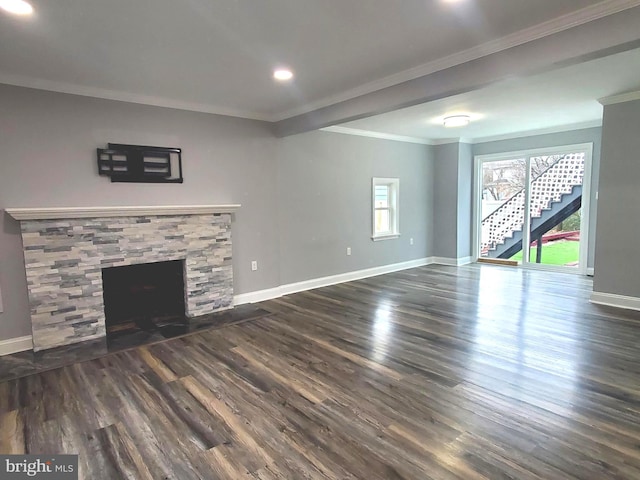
5,204 -> 240,220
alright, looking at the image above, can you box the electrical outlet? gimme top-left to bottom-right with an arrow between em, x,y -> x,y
346,247 -> 352,256
410,238 -> 414,245
251,260 -> 258,271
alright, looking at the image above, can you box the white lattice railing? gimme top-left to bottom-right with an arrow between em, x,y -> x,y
481,153 -> 585,254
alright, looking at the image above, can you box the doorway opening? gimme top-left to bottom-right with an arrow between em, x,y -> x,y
474,143 -> 592,273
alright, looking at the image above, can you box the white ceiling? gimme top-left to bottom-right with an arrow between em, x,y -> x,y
0,0 -> 630,121
332,47 -> 640,143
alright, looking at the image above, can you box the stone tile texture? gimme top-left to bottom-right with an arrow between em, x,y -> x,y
18,214 -> 233,351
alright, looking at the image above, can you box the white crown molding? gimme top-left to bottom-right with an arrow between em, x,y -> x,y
320,126 -> 433,145
470,120 -> 603,144
273,0 -> 640,121
0,73 -> 271,122
431,138 -> 469,146
5,204 -> 241,220
591,291 -> 640,311
599,90 -> 640,105
0,335 -> 33,356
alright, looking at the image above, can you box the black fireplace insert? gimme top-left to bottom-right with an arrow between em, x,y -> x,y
101,260 -> 186,333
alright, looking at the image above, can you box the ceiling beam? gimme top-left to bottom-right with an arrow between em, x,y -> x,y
274,7 -> 640,137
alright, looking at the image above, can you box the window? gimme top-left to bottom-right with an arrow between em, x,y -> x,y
372,177 -> 399,240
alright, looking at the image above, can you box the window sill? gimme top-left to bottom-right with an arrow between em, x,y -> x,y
371,234 -> 400,241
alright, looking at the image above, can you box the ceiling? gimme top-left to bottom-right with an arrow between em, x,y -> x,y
0,0 -> 629,121
331,47 -> 640,144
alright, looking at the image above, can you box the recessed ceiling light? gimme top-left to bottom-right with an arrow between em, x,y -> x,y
443,115 -> 471,128
273,69 -> 294,82
0,0 -> 33,15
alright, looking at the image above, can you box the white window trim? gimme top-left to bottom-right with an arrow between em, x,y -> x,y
372,177 -> 400,240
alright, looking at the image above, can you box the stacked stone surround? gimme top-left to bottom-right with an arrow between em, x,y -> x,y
17,213 -> 233,351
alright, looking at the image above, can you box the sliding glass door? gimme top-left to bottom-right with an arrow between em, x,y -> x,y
475,144 -> 592,273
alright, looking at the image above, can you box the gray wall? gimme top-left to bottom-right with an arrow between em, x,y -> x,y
277,131 -> 433,284
457,143 -> 474,258
593,100 -> 640,297
0,85 -> 434,342
432,142 -> 473,260
473,127 -> 602,268
432,144 -> 460,259
0,85 -> 281,340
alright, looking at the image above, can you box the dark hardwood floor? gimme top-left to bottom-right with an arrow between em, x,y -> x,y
0,304 -> 270,383
2,264 -> 640,479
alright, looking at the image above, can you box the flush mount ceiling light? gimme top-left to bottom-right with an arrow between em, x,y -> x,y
0,0 -> 33,15
273,68 -> 294,82
443,115 -> 471,128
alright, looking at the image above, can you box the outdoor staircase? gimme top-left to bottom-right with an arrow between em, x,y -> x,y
481,153 -> 585,260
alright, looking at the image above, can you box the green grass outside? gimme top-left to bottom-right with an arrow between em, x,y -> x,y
510,240 -> 579,266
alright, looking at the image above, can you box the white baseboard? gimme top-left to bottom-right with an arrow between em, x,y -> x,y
233,286 -> 283,305
590,292 -> 640,311
431,256 -> 474,266
0,335 -> 33,356
234,257 -> 432,305
280,257 -> 432,297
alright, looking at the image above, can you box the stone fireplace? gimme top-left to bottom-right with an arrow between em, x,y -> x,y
6,205 -> 240,351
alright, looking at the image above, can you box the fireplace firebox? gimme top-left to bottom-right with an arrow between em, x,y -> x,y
102,260 -> 186,332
